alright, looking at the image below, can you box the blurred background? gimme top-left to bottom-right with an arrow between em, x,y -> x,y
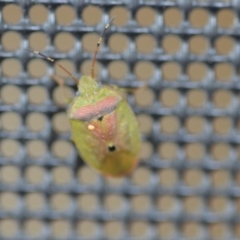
0,0 -> 240,239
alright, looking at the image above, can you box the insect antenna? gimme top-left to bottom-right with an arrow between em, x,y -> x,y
91,16 -> 115,79
26,48 -> 79,84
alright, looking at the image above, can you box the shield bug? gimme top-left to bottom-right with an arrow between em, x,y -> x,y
27,17 -> 141,178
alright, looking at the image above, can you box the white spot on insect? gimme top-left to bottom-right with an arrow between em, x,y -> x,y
88,124 -> 95,130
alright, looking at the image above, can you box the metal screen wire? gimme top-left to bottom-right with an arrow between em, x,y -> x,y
0,1 -> 240,239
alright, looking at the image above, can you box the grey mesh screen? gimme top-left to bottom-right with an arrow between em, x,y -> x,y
0,1 -> 239,239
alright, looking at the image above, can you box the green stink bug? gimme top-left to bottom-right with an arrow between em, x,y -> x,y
27,17 -> 141,178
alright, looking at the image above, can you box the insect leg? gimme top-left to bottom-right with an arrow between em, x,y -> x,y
52,75 -> 73,104
119,82 -> 148,94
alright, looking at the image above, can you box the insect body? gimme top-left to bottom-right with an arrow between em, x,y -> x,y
28,17 -> 141,177
69,76 -> 140,177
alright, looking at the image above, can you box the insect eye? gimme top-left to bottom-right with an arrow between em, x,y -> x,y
97,116 -> 103,121
108,145 -> 116,152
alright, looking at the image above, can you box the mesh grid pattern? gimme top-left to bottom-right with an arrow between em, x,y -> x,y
1,1 -> 240,239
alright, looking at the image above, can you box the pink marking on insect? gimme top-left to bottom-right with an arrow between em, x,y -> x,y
87,112 -> 117,141
70,96 -> 121,121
